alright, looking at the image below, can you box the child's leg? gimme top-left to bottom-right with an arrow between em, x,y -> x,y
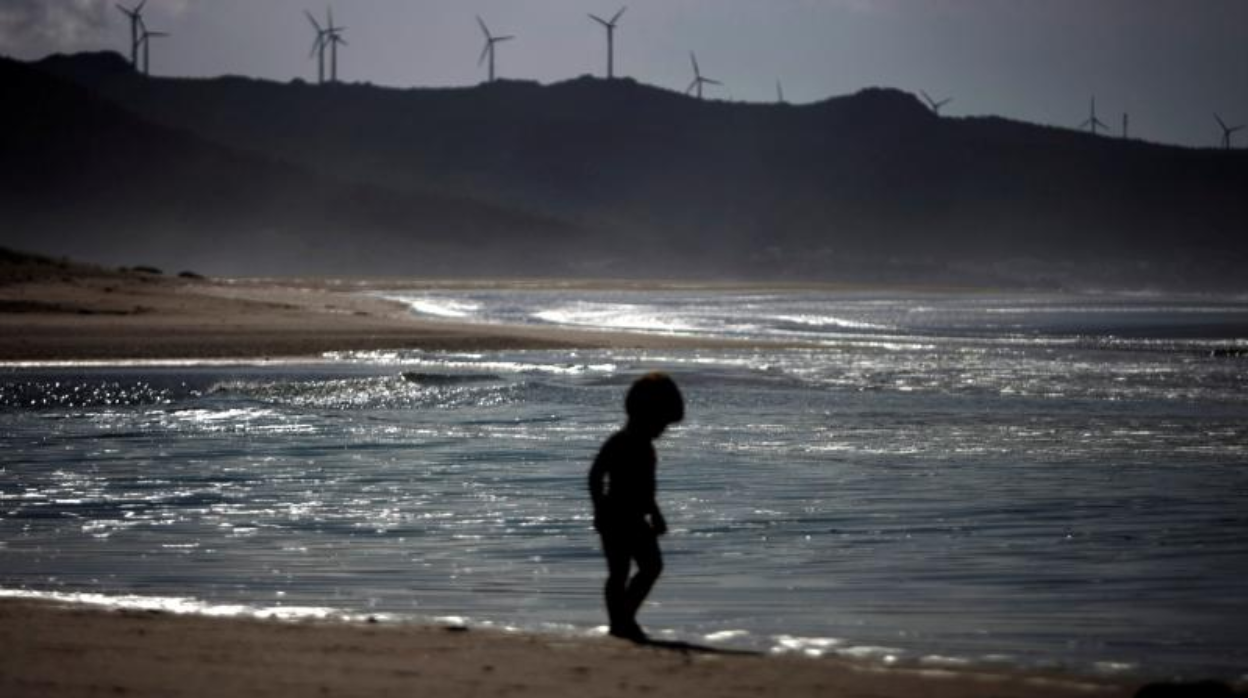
601,529 -> 633,633
623,530 -> 663,627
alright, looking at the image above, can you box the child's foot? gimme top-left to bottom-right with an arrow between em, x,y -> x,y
609,622 -> 648,642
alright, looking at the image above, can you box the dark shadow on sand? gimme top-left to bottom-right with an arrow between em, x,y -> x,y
627,636 -> 762,657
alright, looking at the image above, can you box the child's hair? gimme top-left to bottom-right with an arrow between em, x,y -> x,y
625,372 -> 684,426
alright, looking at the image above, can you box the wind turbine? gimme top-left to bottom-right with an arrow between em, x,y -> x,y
304,10 -> 329,84
920,90 -> 951,115
116,1 -> 147,68
137,22 -> 169,77
1080,96 -> 1108,136
588,6 -> 626,79
476,16 -> 513,83
1214,114 -> 1244,150
324,7 -> 347,83
776,79 -> 785,104
685,52 -> 721,100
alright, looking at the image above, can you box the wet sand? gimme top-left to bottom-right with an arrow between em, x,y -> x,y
0,599 -> 1135,698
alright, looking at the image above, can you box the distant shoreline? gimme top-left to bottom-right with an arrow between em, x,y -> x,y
2,247 -> 1009,362
2,262 -> 833,362
3,259 -> 1238,363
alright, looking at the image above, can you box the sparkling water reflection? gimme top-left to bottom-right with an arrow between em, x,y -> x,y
3,290 -> 1248,678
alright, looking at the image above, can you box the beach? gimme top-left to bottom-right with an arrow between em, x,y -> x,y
0,256 -> 763,362
0,598 -> 1135,698
4,255 -> 1247,695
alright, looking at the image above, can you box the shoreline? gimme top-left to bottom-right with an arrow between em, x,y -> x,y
0,597 -> 1138,698
5,264 -> 1244,696
6,264 -> 1242,363
0,271 -> 805,363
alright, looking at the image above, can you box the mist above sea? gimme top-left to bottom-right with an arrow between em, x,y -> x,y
2,289 -> 1246,679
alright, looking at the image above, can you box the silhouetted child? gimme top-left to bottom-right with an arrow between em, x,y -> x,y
588,372 -> 684,641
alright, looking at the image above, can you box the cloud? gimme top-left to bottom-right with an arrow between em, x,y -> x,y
0,0 -> 115,55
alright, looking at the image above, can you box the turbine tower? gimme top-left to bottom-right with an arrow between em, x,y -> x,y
116,1 -> 147,68
588,7 -> 626,80
776,79 -> 785,104
305,10 -> 329,84
1080,96 -> 1108,136
137,21 -> 168,77
685,52 -> 721,100
476,16 -> 513,83
324,7 -> 347,83
920,90 -> 951,115
1215,114 -> 1244,150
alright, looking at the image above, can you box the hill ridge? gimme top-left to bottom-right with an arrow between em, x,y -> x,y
10,51 -> 1248,289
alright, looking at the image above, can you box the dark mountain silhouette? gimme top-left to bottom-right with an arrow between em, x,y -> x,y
11,51 -> 1248,288
0,54 -> 579,276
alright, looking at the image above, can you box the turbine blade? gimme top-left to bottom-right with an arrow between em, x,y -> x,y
1215,113 -> 1228,130
477,15 -> 491,39
611,6 -> 627,24
478,41 -> 490,66
327,6 -> 334,29
704,78 -> 723,86
496,35 -> 514,42
136,0 -> 147,12
589,14 -> 609,27
305,10 -> 323,31
685,79 -> 698,95
310,36 -> 323,58
936,98 -> 951,109
690,52 -> 700,77
920,89 -> 933,106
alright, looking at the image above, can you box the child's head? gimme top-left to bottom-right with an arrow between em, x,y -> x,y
626,372 -> 684,436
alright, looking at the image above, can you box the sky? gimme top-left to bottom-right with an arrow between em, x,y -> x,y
2,0 -> 1246,148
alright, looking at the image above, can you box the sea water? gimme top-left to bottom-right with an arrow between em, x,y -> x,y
2,289 -> 1247,679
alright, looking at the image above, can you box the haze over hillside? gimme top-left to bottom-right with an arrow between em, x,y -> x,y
5,51 -> 1248,288
0,55 -> 578,276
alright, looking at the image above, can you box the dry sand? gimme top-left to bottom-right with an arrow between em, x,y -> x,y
0,258 -> 769,362
0,599 -> 1137,698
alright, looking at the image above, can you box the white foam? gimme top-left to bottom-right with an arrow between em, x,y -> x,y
774,314 -> 891,331
0,358 -> 323,369
0,588 -> 352,621
533,304 -> 701,335
326,352 -> 617,375
385,295 -> 482,319
919,654 -> 973,667
1092,661 -> 1138,674
771,634 -> 843,657
704,629 -> 751,642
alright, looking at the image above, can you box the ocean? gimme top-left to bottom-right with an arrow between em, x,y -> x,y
3,288 -> 1247,679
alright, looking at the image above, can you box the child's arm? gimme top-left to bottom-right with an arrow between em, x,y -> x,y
588,452 -> 608,530
649,504 -> 668,535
